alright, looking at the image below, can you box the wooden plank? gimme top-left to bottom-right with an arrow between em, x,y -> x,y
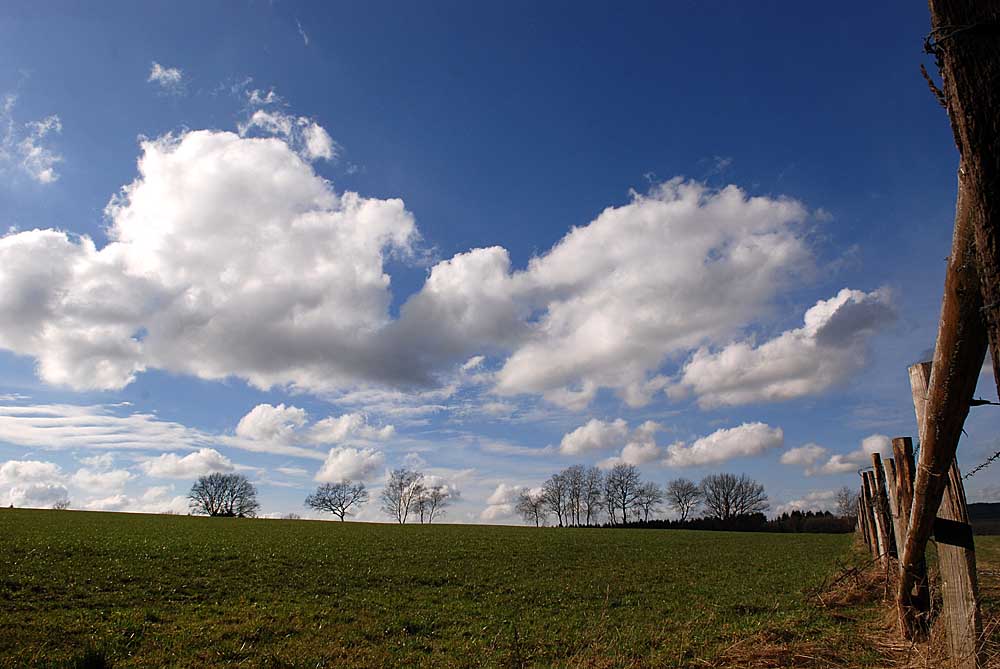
909,361 -> 982,665
871,453 -> 896,560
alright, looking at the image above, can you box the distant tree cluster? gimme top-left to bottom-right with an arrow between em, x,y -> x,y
380,468 -> 456,524
188,473 -> 260,517
514,466 -> 849,533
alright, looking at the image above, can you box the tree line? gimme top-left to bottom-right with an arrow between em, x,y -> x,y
516,464 -> 854,532
186,468 -> 454,523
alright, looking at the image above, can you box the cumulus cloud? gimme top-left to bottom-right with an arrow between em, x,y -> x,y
0,129 -> 416,391
676,288 -> 895,408
664,422 -> 784,467
309,413 -> 395,443
1,94 -> 62,183
559,418 -> 628,455
71,467 -> 133,493
7,482 -> 70,508
140,448 -> 234,478
314,446 -> 384,482
236,403 -> 308,442
598,420 -> 666,467
0,459 -> 70,508
147,62 -> 184,94
0,116 -> 840,410
775,490 -> 837,515
791,434 -> 892,476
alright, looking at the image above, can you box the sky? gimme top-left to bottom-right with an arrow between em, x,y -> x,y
1,1 -> 999,523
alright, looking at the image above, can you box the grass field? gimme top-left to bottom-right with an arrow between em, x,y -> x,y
0,509 -> 898,668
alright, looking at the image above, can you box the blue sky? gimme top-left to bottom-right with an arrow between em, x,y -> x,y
1,1 -> 998,522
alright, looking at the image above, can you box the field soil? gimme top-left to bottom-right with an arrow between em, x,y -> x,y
1,508 -> 996,668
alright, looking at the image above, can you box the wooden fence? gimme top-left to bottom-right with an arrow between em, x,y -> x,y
855,360 -> 982,668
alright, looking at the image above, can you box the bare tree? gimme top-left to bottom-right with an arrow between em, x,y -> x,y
52,498 -> 71,510
581,466 -> 604,526
542,472 -> 570,527
414,484 -> 455,523
516,488 -> 547,527
665,478 -> 702,521
701,473 -> 767,520
605,463 -> 641,524
634,481 -> 663,522
835,486 -> 856,519
188,472 -> 260,517
563,465 -> 585,526
380,468 -> 424,524
305,481 -> 369,521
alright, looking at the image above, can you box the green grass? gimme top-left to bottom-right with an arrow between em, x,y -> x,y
0,508 -> 869,668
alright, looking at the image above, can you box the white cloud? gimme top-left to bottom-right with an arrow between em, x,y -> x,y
487,180 -> 811,406
239,109 -> 337,161
0,129 -> 416,391
236,403 -> 308,442
0,459 -> 62,484
559,418 -> 628,455
775,490 -> 837,515
1,94 -> 63,184
598,420 -> 666,467
676,288 -> 895,408
664,422 -> 784,467
486,482 -> 524,506
808,434 -> 892,475
780,443 -> 828,466
147,62 -> 184,94
309,413 -> 395,443
314,446 -> 384,482
7,482 -> 70,508
140,448 -> 234,478
0,404 -> 214,451
71,467 -> 133,493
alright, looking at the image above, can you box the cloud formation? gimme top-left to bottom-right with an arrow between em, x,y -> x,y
559,418 -> 628,455
139,448 -> 235,478
676,288 -> 895,407
664,422 -> 784,467
147,62 -> 184,94
1,94 -> 62,183
314,447 -> 385,482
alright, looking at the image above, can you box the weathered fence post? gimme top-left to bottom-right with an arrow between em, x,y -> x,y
910,361 -> 982,667
871,453 -> 896,561
896,172 -> 987,638
892,436 -> 930,626
884,458 -> 905,558
862,472 -> 883,560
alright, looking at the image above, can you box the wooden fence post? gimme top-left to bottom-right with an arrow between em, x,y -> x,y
862,472 -> 883,560
884,458 -> 905,559
893,436 -> 930,625
871,453 -> 896,560
858,492 -> 872,550
910,361 -> 982,667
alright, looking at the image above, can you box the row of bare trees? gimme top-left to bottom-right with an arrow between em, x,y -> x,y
516,465 -> 770,527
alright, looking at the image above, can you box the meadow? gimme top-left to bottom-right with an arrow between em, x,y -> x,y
0,508 -> 908,668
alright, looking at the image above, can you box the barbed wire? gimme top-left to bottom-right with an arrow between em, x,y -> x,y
964,449 -> 1000,480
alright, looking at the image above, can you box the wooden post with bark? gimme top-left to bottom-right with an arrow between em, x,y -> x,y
909,361 -> 982,667
892,436 -> 930,626
862,472 -> 884,560
870,453 -> 896,560
926,0 -> 1000,402
884,457 -> 906,559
